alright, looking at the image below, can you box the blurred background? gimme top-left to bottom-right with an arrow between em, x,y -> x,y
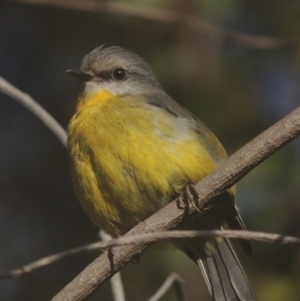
0,0 -> 300,300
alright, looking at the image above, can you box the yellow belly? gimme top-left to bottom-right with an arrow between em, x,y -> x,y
67,90 -> 218,237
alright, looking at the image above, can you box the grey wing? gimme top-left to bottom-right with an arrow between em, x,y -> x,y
143,91 -> 228,164
144,91 -> 253,256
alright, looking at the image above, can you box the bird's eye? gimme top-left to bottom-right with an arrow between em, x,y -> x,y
112,68 -> 127,81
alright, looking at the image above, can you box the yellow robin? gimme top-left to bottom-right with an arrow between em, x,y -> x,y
67,45 -> 255,301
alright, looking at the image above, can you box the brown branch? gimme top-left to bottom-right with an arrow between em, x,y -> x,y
6,0 -> 294,49
49,106 -> 300,301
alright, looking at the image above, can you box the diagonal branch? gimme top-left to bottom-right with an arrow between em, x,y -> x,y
6,0 -> 294,49
50,106 -> 300,301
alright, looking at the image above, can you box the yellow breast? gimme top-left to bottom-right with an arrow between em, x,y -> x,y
67,90 -> 218,237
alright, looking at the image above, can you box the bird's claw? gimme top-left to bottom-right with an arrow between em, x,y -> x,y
178,183 -> 202,213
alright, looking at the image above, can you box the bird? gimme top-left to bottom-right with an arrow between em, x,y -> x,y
67,45 -> 256,301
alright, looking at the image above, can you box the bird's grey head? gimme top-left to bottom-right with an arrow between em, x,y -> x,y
68,45 -> 162,96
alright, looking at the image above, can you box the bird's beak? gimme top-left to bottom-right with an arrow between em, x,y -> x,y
67,69 -> 94,82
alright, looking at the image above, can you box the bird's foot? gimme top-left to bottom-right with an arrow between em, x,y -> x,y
178,183 -> 202,213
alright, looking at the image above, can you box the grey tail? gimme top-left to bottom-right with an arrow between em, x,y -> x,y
198,239 -> 256,301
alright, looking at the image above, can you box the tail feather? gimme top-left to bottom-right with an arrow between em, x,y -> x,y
216,192 -> 253,257
199,239 -> 255,301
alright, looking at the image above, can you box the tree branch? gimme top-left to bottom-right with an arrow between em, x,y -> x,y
49,107 -> 300,301
6,0 -> 293,49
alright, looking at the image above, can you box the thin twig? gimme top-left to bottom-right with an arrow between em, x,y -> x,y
50,106 -> 300,301
148,273 -> 185,301
6,0 -> 294,49
2,229 -> 300,280
99,231 -> 126,301
0,76 -> 67,146
0,241 -> 101,280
